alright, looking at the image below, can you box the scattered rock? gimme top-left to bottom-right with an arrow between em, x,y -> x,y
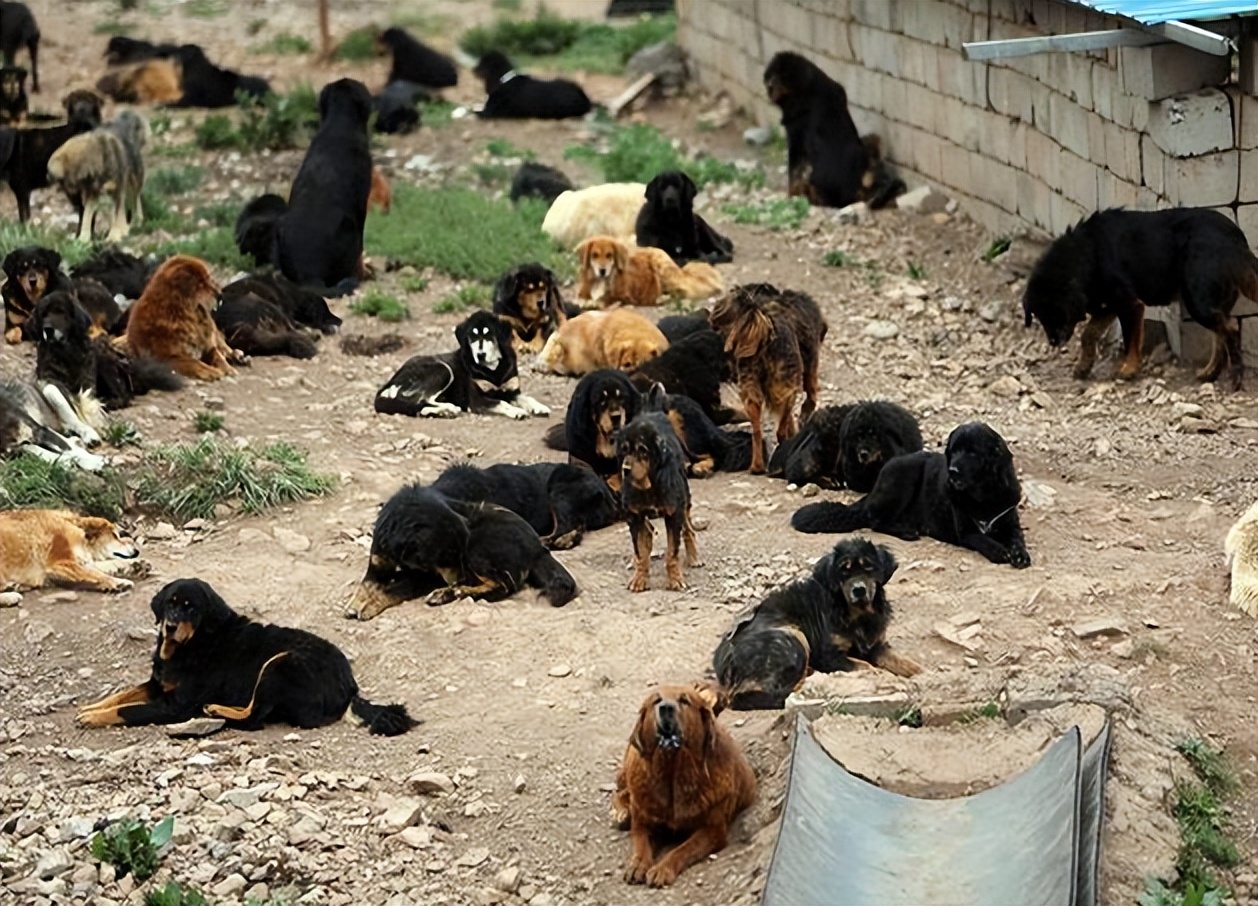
978,302 -> 1003,323
1171,401 -> 1204,418
1179,416 -> 1216,434
167,717 -> 225,738
1072,618 -> 1129,639
378,798 -> 424,834
1111,638 -> 1136,658
212,873 -> 248,898
863,319 -> 899,339
398,826 -> 432,848
895,184 -> 950,215
625,40 -> 687,90
457,846 -> 490,868
495,866 -> 522,893
273,527 -> 311,553
35,849 -> 72,879
148,521 -> 177,540
409,772 -> 455,796
743,126 -> 774,146
513,774 -> 527,794
833,201 -> 870,225
547,664 -> 572,678
0,591 -> 22,607
988,375 -> 1022,397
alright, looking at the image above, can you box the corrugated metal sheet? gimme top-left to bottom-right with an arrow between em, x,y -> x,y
1072,0 -> 1258,25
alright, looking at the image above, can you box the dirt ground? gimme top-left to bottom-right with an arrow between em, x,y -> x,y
2,2 -> 1256,905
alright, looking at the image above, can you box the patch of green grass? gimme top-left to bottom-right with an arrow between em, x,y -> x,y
91,816 -> 173,882
93,19 -> 134,36
148,165 -> 205,196
433,283 -> 491,314
1173,782 -> 1239,887
471,162 -> 512,187
0,456 -> 127,520
336,27 -> 378,62
181,0 -> 228,18
460,6 -> 584,57
1176,739 -> 1238,796
460,7 -> 675,74
486,138 -> 536,160
350,289 -> 410,322
252,32 -> 312,56
246,18 -> 267,36
148,110 -> 172,137
982,235 -> 1012,262
822,250 -> 854,267
564,123 -> 763,188
1139,878 -> 1227,906
146,881 -> 207,906
194,86 -> 317,152
0,223 -> 93,268
419,99 -> 458,128
492,0 -> 522,10
103,420 -> 142,447
688,155 -> 766,189
151,141 -> 200,160
194,202 -> 240,229
957,701 -> 1001,724
365,185 -> 567,281
895,707 -> 924,728
907,261 -> 927,280
400,274 -> 430,293
721,197 -> 809,230
152,227 -> 252,271
194,114 -> 237,150
194,412 -> 224,434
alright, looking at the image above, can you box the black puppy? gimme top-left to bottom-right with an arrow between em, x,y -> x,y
433,461 -> 619,549
656,311 -> 714,344
0,65 -> 26,123
0,88 -> 102,222
169,44 -> 270,108
763,51 -> 866,208
213,292 -> 318,359
220,273 -> 342,335
509,161 -> 574,205
77,578 -> 417,735
1023,207 -> 1258,391
71,247 -> 156,300
793,422 -> 1031,568
0,1 -> 38,92
273,79 -> 374,294
769,400 -> 922,492
474,51 -> 591,119
346,485 -> 578,619
492,262 -> 571,351
546,368 -> 643,487
378,27 -> 457,90
373,80 -> 426,135
634,170 -> 733,265
641,383 -> 754,477
375,310 -> 549,420
714,537 -> 921,711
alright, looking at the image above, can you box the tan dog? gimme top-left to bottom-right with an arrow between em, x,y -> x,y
612,682 -> 756,887
0,509 -> 144,594
95,59 -> 183,104
542,183 -> 645,249
123,255 -> 246,380
576,236 -> 723,308
536,309 -> 667,376
1226,500 -> 1258,617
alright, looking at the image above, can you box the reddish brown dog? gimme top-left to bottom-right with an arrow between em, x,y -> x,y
611,682 -> 756,887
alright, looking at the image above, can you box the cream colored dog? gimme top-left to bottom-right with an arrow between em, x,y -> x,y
1226,500 -> 1258,617
536,309 -> 668,375
542,183 -> 646,249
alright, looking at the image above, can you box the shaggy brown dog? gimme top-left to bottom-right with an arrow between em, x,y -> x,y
0,508 -> 142,593
611,682 -> 756,887
124,255 -> 244,380
536,309 -> 667,375
576,236 -> 722,307
709,283 -> 827,473
95,59 -> 182,104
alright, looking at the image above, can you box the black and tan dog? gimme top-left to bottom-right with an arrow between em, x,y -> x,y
1023,207 -> 1258,391
643,384 -> 754,478
769,400 -> 922,492
77,578 -> 417,734
793,422 -> 1031,568
0,88 -> 102,223
375,310 -> 549,419
0,65 -> 27,123
346,485 -> 578,619
635,170 -> 734,265
4,246 -> 122,344
714,537 -> 920,711
618,410 -> 700,592
492,262 -> 572,352
213,292 -> 319,360
629,327 -> 732,425
547,368 -> 643,486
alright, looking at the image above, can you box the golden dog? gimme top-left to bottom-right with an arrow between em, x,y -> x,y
576,236 -> 723,308
536,309 -> 667,375
0,509 -> 144,593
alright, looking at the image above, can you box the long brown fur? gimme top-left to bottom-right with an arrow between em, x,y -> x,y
576,236 -> 723,308
96,59 -> 182,104
123,255 -> 245,381
611,682 -> 756,887
536,308 -> 668,375
709,283 -> 827,473
0,509 -> 143,593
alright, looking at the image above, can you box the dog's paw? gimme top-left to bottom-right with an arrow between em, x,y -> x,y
645,862 -> 679,887
104,578 -> 135,594
420,403 -> 460,418
77,425 -> 103,447
624,856 -> 652,886
545,529 -> 581,551
4,326 -> 21,345
423,587 -> 462,607
75,708 -> 114,728
665,569 -> 686,592
518,395 -> 551,417
1007,546 -> 1032,569
503,405 -> 529,420
627,572 -> 650,593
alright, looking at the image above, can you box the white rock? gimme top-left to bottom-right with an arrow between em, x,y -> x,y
988,375 -> 1022,397
36,849 -> 72,879
495,866 -> 522,893
378,797 -> 423,834
457,846 -> 490,868
0,591 -> 22,607
863,320 -> 899,340
547,664 -> 572,677
273,528 -> 311,553
212,873 -> 248,898
398,826 -> 432,848
833,201 -> 870,225
895,185 -> 950,215
408,772 -> 455,795
148,521 -> 177,540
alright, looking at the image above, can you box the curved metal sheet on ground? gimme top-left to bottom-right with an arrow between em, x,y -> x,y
763,718 -> 1090,906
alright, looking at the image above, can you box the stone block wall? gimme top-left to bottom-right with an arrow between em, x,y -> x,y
676,0 -> 1258,363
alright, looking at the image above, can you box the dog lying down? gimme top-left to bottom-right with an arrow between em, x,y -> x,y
375,310 -> 549,419
0,508 -> 146,594
0,378 -> 106,471
542,183 -> 646,249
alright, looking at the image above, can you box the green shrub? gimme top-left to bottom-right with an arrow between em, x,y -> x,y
337,27 -> 378,62
0,223 -> 93,267
460,7 -> 675,74
146,881 -> 207,906
349,289 -> 410,322
194,412 -> 224,433
152,227 -> 253,271
721,197 -> 809,230
566,123 -> 763,187
193,86 -> 317,153
148,165 -> 205,196
194,114 -> 237,150
0,456 -> 127,519
433,284 -> 491,314
90,816 -> 173,882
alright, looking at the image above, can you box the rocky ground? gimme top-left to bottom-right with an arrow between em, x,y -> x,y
2,1 -> 1256,905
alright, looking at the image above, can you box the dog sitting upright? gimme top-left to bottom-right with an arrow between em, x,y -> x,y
375,310 -> 549,420
492,262 -> 571,352
714,537 -> 921,711
635,170 -> 734,265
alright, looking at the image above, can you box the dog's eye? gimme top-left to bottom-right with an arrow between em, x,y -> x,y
678,694 -> 691,706
840,559 -> 853,571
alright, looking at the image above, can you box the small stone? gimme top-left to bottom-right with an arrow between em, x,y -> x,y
273,527 -> 311,553
478,888 -> 508,905
379,797 -> 423,834
743,126 -> 774,146
212,873 -> 248,898
464,799 -> 489,817
23,621 -> 54,644
148,521 -> 177,540
1179,415 -> 1215,434
513,774 -> 527,794
1111,638 -> 1136,658
398,825 -> 432,848
0,591 -> 22,607
799,483 -> 820,498
895,184 -> 950,215
1171,401 -> 1204,418
36,849 -> 72,879
182,518 -> 208,531
1072,618 -> 1128,639
1029,391 -> 1054,410
1094,438 -> 1111,457
547,664 -> 572,678
863,319 -> 899,340
978,303 -> 1002,323
495,866 -> 522,893
457,846 -> 490,868
409,772 -> 455,795
988,375 -> 1022,397
167,718 -> 225,738
529,893 -> 556,906
833,201 -> 869,225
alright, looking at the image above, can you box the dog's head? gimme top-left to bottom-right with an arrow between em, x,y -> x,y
616,410 -> 682,492
496,263 -> 559,325
629,681 -> 725,758
583,369 -> 638,441
455,310 -> 514,376
838,401 -> 919,484
0,67 -> 26,104
473,50 -> 514,90
815,537 -> 896,619
32,291 -> 91,347
944,422 -> 1021,510
275,276 -> 342,335
376,27 -> 408,54
709,283 -> 778,360
1022,229 -> 1087,347
763,51 -> 820,105
3,246 -> 61,303
645,171 -> 697,215
548,463 -> 621,529
80,516 -> 139,563
62,89 -> 104,128
318,78 -> 373,125
577,236 -> 630,282
150,578 -> 235,661
146,255 -> 220,310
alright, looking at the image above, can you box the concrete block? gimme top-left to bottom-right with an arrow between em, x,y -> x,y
1049,92 -> 1090,158
940,96 -> 982,151
1242,203 -> 1258,249
1090,63 -> 1117,122
1166,150 -> 1240,207
1102,119 -> 1142,184
1242,150 -> 1258,204
974,156 -> 1020,213
1096,174 -> 1142,210
1234,89 -> 1258,151
1087,111 -> 1107,162
1058,148 -> 1099,212
851,0 -> 902,32
980,110 -> 1019,166
1140,134 -> 1165,196
1111,91 -> 1150,132
1049,190 -> 1086,236
940,140 -> 972,191
776,3 -> 816,49
1046,53 -> 1094,111
935,47 -> 986,105
1146,89 -> 1234,158
1118,42 -> 1231,101
1017,171 -> 1054,232
897,34 -> 935,85
989,67 -> 1049,125
902,81 -> 938,132
1238,35 -> 1258,97
813,12 -> 854,60
1026,129 -> 1064,188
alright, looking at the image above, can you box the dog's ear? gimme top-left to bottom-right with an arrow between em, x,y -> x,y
149,585 -> 169,622
454,316 -> 470,347
576,239 -> 593,272
680,173 -> 697,204
612,241 -> 631,274
644,176 -> 660,204
495,268 -> 519,308
693,679 -> 726,716
628,700 -> 652,755
644,382 -> 668,411
731,309 -> 772,360
876,544 -> 898,583
545,276 -> 567,325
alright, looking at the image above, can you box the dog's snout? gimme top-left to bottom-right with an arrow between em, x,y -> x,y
849,582 -> 869,601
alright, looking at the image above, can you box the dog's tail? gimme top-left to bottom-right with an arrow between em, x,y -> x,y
790,500 -> 868,534
543,422 -> 569,452
349,695 -> 420,736
226,325 -> 319,360
529,551 -> 579,607
128,354 -> 185,394
859,134 -> 906,210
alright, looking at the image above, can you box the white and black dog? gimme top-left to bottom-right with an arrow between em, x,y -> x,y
0,380 -> 105,470
374,310 -> 550,420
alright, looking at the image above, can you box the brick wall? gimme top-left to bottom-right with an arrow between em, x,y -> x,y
676,0 -> 1258,363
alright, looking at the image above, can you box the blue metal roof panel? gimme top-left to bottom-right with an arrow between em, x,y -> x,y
1072,0 -> 1258,25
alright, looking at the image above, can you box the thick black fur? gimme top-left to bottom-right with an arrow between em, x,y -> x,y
769,401 -> 922,491
474,51 -> 591,119
373,80 -> 426,135
83,578 -> 417,735
103,37 -> 179,65
1023,207 -> 1257,391
763,51 -> 866,209
213,292 -> 318,359
432,461 -> 618,549
0,88 -> 102,222
714,538 -> 902,710
548,368 -> 643,482
635,170 -> 733,264
792,422 -> 1031,568
641,383 -> 754,475
0,2 -> 38,92
379,27 -> 458,89
355,485 -> 578,611
509,161 -> 574,205
3,246 -> 124,341
629,328 -> 728,423
274,79 -> 373,294
234,193 -> 288,266
169,44 -> 270,108
0,65 -> 27,123
220,273 -> 342,335
71,247 -> 156,300
492,262 -> 572,349
656,311 -> 713,344
617,410 -> 697,591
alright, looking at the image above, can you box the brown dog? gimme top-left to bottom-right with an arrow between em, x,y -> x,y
123,255 -> 245,380
709,283 -> 827,473
0,509 -> 144,593
96,59 -> 183,104
536,308 -> 667,375
576,236 -> 723,308
612,682 -> 756,887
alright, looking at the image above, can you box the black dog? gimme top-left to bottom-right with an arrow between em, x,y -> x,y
0,65 -> 27,123
635,170 -> 733,265
763,51 -> 866,208
169,44 -> 270,108
629,328 -> 730,425
71,247 -> 156,301
546,368 -> 643,487
618,410 -> 700,592
656,311 -> 714,344
347,485 -> 578,619
792,422 -> 1032,568
473,51 -> 591,119
76,578 -> 417,735
769,400 -> 922,492
271,79 -> 373,294
378,27 -> 457,90
0,88 -> 102,222
642,383 -> 754,477
375,310 -> 549,420
492,262 -> 572,351
0,2 -> 38,92
714,537 -> 921,711
509,161 -> 574,205
220,273 -> 342,335
213,292 -> 318,360
373,80 -> 426,135
432,461 -> 619,549
1023,207 -> 1258,391
103,36 -> 179,66
234,192 -> 288,265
